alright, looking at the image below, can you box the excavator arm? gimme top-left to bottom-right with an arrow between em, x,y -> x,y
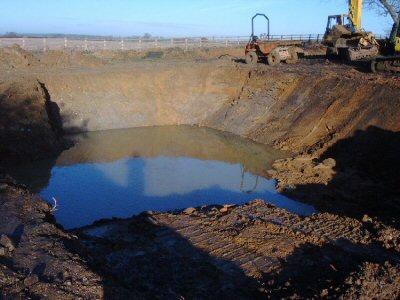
348,0 -> 363,32
396,20 -> 400,52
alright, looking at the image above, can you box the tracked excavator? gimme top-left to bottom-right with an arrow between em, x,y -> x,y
323,0 -> 379,61
370,19 -> 400,73
324,0 -> 400,73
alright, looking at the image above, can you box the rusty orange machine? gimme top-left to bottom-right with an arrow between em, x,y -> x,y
245,14 -> 304,65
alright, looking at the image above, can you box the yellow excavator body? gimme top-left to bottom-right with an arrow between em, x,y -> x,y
396,37 -> 400,52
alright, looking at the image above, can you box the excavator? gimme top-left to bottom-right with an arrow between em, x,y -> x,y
370,19 -> 400,72
323,0 -> 379,61
324,0 -> 400,73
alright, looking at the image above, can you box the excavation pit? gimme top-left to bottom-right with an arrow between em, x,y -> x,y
1,48 -> 400,299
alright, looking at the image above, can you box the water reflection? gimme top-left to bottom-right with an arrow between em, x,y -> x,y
142,157 -> 275,197
10,126 -> 316,229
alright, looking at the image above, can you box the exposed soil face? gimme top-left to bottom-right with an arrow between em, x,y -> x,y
1,47 -> 400,299
0,80 -> 66,167
203,63 -> 400,153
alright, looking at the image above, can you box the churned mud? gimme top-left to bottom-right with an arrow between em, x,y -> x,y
0,182 -> 103,299
1,46 -> 400,299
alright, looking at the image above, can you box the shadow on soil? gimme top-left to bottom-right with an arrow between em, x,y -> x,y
0,90 -> 60,166
0,81 -> 87,168
286,126 -> 400,227
69,215 -> 264,300
0,81 -> 89,186
262,242 -> 359,298
262,238 -> 400,298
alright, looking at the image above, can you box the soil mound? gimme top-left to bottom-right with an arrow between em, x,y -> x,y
0,45 -> 39,69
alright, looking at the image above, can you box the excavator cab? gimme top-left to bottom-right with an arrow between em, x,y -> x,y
323,15 -> 353,53
325,14 -> 354,36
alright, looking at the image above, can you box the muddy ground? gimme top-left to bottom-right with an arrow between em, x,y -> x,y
0,46 -> 400,299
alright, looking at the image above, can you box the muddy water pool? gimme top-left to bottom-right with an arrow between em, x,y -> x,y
10,126 -> 315,229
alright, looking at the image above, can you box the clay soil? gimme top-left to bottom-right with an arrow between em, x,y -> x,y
0,46 -> 400,299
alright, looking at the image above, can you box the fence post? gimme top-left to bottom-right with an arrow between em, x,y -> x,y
64,37 -> 68,49
43,38 -> 47,52
185,38 -> 188,51
120,39 -> 124,50
84,39 -> 88,51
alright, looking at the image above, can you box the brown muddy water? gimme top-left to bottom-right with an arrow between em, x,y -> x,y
9,125 -> 315,229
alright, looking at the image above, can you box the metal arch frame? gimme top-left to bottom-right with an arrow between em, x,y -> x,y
251,13 -> 270,40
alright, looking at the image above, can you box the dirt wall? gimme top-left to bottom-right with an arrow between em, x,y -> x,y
33,62 -> 400,156
38,62 -> 246,132
203,67 -> 400,154
2,58 -> 400,161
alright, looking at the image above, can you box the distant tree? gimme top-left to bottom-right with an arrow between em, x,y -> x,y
364,0 -> 399,42
142,33 -> 152,39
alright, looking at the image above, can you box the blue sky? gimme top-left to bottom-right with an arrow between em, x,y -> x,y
0,0 -> 393,37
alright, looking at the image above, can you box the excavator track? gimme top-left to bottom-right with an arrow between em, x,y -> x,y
371,56 -> 400,73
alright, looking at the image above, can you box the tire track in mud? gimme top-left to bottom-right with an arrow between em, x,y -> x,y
76,199 -> 400,298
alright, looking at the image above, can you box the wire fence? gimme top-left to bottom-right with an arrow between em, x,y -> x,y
0,34 -> 388,52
